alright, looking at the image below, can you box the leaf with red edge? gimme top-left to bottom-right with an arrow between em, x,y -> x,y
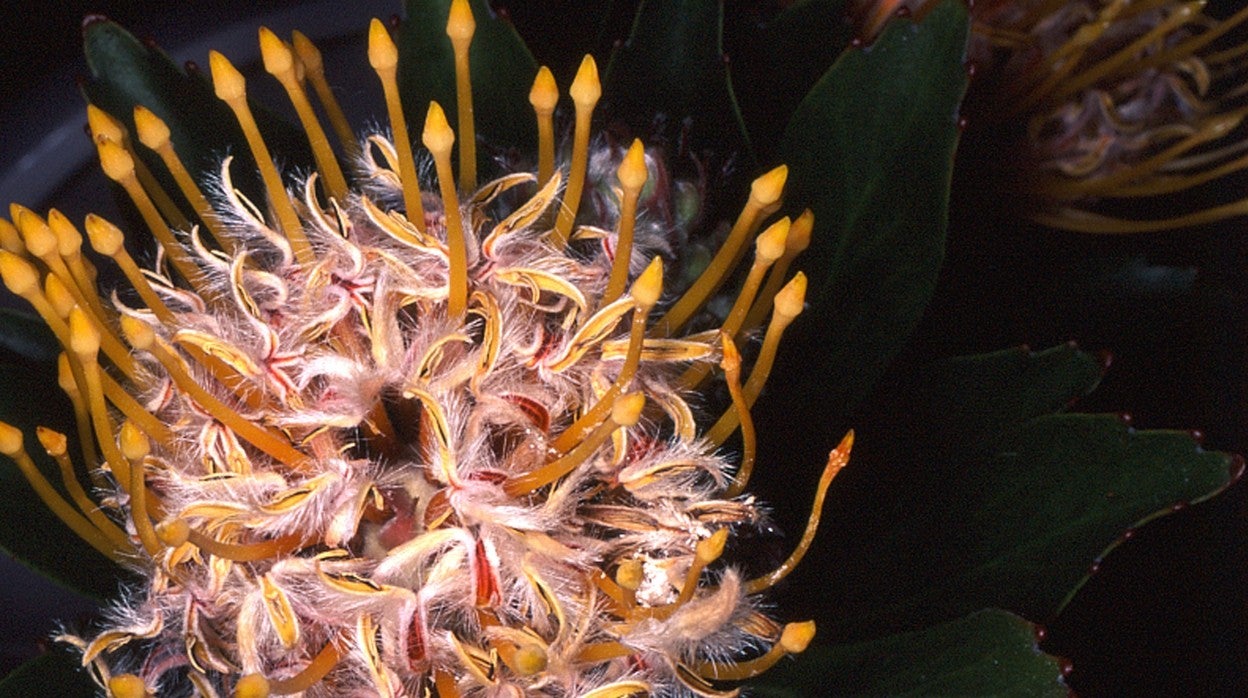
778,343 -> 1238,643
748,609 -> 1067,697
763,0 -> 970,449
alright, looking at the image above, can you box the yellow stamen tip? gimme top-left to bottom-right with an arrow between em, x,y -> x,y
612,391 -> 645,427
630,256 -> 664,309
119,420 -> 150,462
837,429 -> 855,452
368,19 -> 398,71
447,0 -> 477,41
16,209 -> 56,258
756,216 -> 791,263
8,203 -> 31,226
788,209 -> 814,254
68,306 -> 101,358
0,250 -> 40,296
774,271 -> 807,320
97,139 -> 136,183
569,55 -> 602,107
86,104 -> 125,143
119,314 -> 155,351
35,427 -> 68,458
155,518 -> 191,548
107,674 -> 149,698
258,27 -> 295,76
0,218 -> 22,254
422,101 -> 456,155
132,105 -> 171,151
529,66 -> 558,113
696,527 -> 729,564
291,31 -> 322,72
779,620 -> 816,654
209,50 -> 246,102
233,673 -> 271,698
0,421 -> 23,457
84,214 -> 125,256
618,139 -> 648,192
750,165 -> 789,207
46,210 -> 83,257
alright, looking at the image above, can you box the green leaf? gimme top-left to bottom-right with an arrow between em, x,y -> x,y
913,343 -> 1106,452
765,0 -> 970,432
0,360 -> 122,599
735,0 -> 855,157
749,610 -> 1067,697
0,648 -> 96,698
980,415 -> 1234,612
82,19 -> 312,227
809,405 -> 1236,641
602,0 -> 750,156
399,0 -> 539,167
0,309 -> 59,364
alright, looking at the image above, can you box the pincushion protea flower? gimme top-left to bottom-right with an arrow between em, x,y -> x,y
0,3 -> 847,696
859,0 -> 1248,233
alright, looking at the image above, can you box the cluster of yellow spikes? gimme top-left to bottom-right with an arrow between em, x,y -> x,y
0,2 -> 852,696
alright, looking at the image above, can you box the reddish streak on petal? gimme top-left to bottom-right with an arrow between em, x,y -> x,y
500,393 -> 551,434
473,538 -> 501,608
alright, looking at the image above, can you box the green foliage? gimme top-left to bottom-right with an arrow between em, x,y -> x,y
799,345 -> 1237,641
913,343 -> 1105,450
770,0 -> 970,430
749,610 -> 1067,697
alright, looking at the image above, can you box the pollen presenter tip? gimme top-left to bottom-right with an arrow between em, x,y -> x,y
209,50 -> 246,101
529,66 -> 558,112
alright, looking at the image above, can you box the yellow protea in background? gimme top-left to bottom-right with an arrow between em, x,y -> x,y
0,2 -> 847,696
859,0 -> 1248,233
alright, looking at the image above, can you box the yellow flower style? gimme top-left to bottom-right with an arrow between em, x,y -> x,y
0,3 -> 849,696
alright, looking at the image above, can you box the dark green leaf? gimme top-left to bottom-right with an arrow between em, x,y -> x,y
749,610 -> 1067,697
0,360 -> 122,599
735,0 -> 855,157
764,0 -> 970,439
0,648 -> 96,698
812,411 -> 1236,641
82,18 -> 312,232
399,0 -> 538,167
0,309 -> 59,364
602,0 -> 750,156
913,343 -> 1106,452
